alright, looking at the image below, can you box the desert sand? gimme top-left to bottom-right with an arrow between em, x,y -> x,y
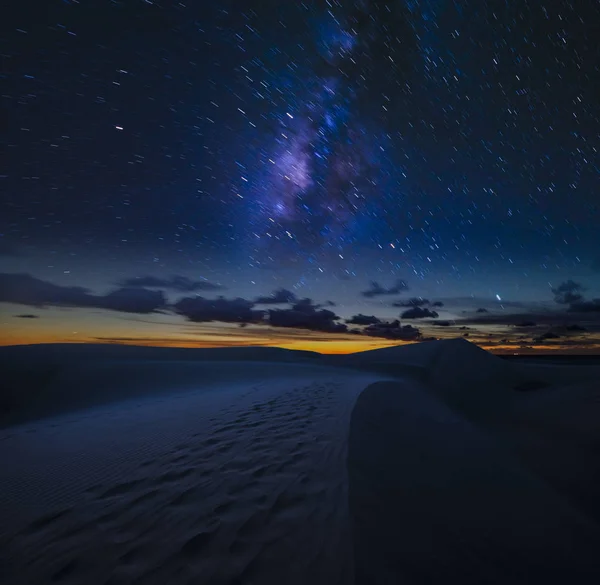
1,339 -> 599,584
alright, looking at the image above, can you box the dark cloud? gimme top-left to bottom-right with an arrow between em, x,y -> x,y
268,302 -> 347,333
14,314 -> 39,319
431,301 -> 444,307
346,314 -> 382,325
552,280 -> 585,305
290,297 -> 338,311
454,311 -> 563,328
392,297 -> 430,308
0,273 -> 166,314
292,298 -> 319,311
433,297 -> 528,309
363,320 -> 421,340
100,288 -> 167,314
400,307 -> 439,319
0,273 -> 92,307
175,294 -> 352,333
254,288 -> 297,305
118,275 -> 224,292
529,323 -> 590,343
514,321 -> 537,327
476,308 -> 489,313
548,280 -> 600,314
430,320 -> 452,327
568,299 -> 600,313
539,331 -> 561,340
174,296 -> 263,324
361,279 -> 409,298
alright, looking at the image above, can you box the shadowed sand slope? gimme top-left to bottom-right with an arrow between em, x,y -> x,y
348,380 -> 600,584
0,345 -> 321,428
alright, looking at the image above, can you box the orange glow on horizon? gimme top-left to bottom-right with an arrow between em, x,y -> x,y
1,332 -> 599,355
2,305 -> 599,355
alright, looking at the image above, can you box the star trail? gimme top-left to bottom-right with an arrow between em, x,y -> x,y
2,0 -> 599,353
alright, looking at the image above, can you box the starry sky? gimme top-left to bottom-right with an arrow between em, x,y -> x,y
2,0 -> 600,353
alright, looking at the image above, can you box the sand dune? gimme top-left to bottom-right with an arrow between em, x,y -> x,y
1,365 -> 377,584
349,380 -> 600,584
1,340 -> 599,584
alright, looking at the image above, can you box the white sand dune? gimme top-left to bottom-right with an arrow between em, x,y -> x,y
1,340 -> 599,584
1,360 -> 377,585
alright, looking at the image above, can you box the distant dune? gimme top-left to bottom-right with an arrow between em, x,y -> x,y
1,340 -> 599,584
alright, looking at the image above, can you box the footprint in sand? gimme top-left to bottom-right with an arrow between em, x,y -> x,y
25,508 -> 71,534
129,489 -> 160,508
169,487 -> 198,507
99,479 -> 145,499
50,558 -> 79,581
179,523 -> 220,558
157,468 -> 194,484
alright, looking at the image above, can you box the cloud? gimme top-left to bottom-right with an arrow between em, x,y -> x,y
569,299 -> 600,313
548,280 -> 600,314
476,308 -> 489,313
100,288 -> 167,314
361,279 -> 409,298
289,297 -> 339,311
400,307 -> 439,319
254,288 -> 297,304
118,275 -> 224,292
174,296 -> 264,324
430,320 -> 452,327
454,309 -> 600,332
392,298 -> 446,310
392,297 -> 430,308
363,320 -> 421,340
431,296 -> 527,309
14,314 -> 39,319
552,280 -> 585,305
346,314 -> 382,325
0,273 -> 91,307
268,301 -> 347,333
0,273 -> 166,314
539,331 -> 561,340
568,299 -> 600,313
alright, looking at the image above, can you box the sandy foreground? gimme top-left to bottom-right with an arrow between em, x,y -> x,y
1,340 -> 600,584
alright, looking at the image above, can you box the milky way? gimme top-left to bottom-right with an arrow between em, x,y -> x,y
242,1 -> 416,269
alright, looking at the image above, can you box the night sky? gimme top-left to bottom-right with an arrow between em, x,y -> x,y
2,0 -> 599,353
